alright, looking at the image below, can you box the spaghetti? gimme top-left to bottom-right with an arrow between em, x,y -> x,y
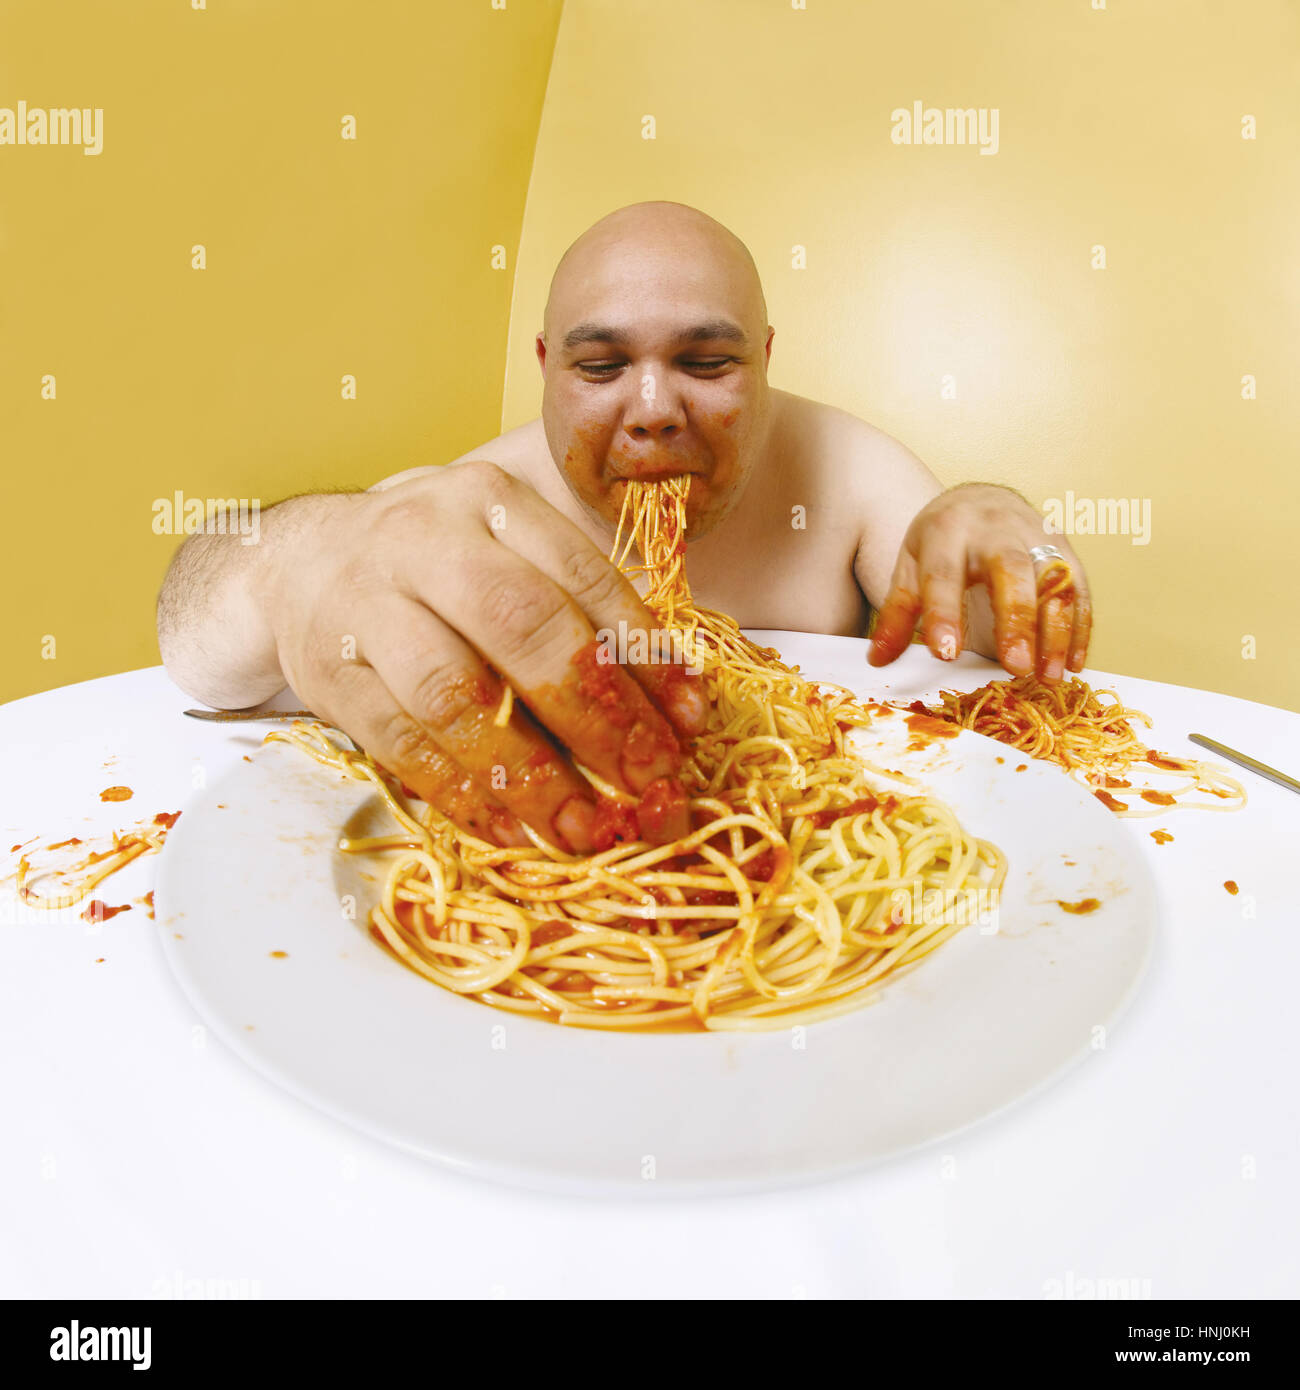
910,559 -> 1247,817
16,813 -> 181,910
273,476 -> 1006,1031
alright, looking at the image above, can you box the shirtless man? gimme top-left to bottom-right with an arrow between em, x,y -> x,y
158,201 -> 1090,856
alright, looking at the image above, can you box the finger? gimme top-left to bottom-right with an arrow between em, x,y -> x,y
1035,562 -> 1075,684
916,528 -> 966,662
625,656 -> 708,740
417,539 -> 689,804
358,598 -> 609,854
451,464 -> 708,739
984,550 -> 1038,676
313,662 -> 530,849
1067,569 -> 1093,673
867,548 -> 923,667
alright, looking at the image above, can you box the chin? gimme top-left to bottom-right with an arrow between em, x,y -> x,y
683,477 -> 743,538
682,503 -> 723,540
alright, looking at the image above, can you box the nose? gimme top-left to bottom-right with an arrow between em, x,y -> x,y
622,374 -> 687,440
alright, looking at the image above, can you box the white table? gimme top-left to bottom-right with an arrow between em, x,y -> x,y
2,651 -> 1297,1299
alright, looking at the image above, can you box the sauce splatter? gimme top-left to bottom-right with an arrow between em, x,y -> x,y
903,710 -> 960,750
1057,898 -> 1101,914
1223,881 -> 1238,896
81,900 -> 131,923
1140,790 -> 1176,806
1093,790 -> 1126,813
269,950 -> 289,959
1150,830 -> 1174,845
100,786 -> 133,802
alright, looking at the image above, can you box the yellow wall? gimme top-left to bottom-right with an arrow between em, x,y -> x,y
504,0 -> 1299,712
0,0 -> 562,704
4,0 -> 1296,713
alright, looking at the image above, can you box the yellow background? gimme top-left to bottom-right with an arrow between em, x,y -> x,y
3,0 -> 1296,712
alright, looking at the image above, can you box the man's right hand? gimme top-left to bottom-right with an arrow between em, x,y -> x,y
255,462 -> 708,853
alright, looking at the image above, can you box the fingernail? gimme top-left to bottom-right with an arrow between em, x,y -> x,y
620,717 -> 681,793
554,795 -> 598,854
1006,640 -> 1031,673
489,808 -> 530,848
933,626 -> 958,661
660,672 -> 708,737
1044,657 -> 1065,684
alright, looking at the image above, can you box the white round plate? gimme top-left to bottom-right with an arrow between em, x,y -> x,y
154,636 -> 1156,1196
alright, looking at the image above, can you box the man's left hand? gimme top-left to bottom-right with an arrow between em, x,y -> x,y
867,483 -> 1091,682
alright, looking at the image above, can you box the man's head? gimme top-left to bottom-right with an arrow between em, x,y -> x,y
537,202 -> 773,539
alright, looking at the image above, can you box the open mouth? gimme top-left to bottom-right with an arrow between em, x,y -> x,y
608,462 -> 701,482
606,473 -> 706,533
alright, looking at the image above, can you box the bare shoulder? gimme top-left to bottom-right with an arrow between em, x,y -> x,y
447,417 -> 549,480
369,418 -> 549,492
769,389 -> 938,496
767,390 -> 943,609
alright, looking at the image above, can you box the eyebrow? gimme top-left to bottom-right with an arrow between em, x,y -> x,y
560,319 -> 749,351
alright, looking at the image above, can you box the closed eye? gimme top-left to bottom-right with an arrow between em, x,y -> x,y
574,357 -> 738,381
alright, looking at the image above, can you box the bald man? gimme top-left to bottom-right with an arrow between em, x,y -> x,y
158,201 -> 1090,854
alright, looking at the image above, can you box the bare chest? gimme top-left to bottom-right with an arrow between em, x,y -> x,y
678,512 -> 869,637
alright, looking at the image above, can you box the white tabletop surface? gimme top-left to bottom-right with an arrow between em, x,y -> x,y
2,649 -> 1297,1300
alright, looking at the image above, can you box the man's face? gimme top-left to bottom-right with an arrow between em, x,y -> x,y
538,241 -> 772,539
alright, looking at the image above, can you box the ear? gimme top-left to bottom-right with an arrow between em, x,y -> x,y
763,327 -> 774,367
535,333 -> 548,376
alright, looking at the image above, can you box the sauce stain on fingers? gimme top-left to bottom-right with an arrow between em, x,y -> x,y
635,777 -> 690,845
526,640 -> 687,795
390,747 -> 513,845
867,589 -> 921,665
636,661 -> 709,737
554,794 -> 599,854
619,715 -> 684,793
420,673 -> 602,841
1002,600 -> 1038,645
488,807 -> 530,848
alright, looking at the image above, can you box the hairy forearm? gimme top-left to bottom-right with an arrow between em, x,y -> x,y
156,492 -> 359,708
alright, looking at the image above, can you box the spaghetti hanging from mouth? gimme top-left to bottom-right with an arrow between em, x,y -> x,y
272,475 -> 1005,1031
